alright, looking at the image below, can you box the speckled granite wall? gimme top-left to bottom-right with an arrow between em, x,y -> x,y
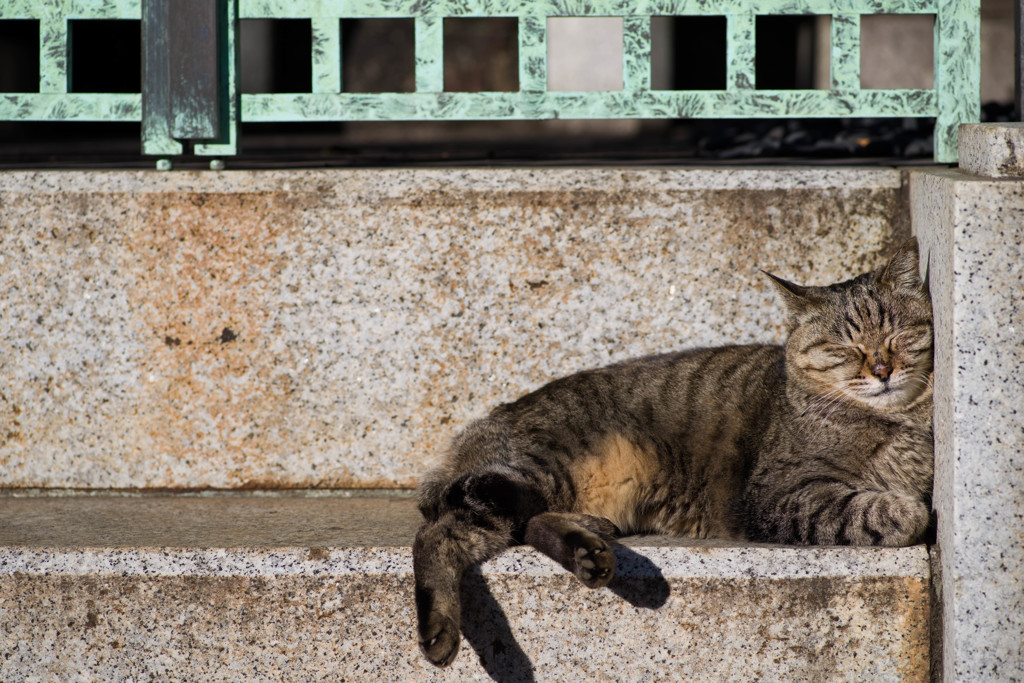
912,139 -> 1024,683
0,494 -> 931,682
0,169 -> 905,489
958,122 -> 1024,178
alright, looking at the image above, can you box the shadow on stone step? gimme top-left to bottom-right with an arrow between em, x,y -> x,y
457,547 -> 670,682
461,567 -> 537,683
608,545 -> 672,609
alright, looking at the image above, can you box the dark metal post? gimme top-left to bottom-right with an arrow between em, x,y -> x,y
142,0 -> 180,156
169,0 -> 220,139
1016,0 -> 1023,120
142,0 -> 222,156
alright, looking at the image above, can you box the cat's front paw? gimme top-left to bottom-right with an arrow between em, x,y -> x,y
877,494 -> 931,546
418,611 -> 461,667
572,536 -> 615,588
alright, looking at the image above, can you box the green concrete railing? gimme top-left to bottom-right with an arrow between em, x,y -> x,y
0,0 -> 981,162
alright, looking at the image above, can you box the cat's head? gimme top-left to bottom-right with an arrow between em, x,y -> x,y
766,239 -> 933,413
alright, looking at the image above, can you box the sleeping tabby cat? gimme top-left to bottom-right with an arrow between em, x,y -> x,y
413,239 -> 933,667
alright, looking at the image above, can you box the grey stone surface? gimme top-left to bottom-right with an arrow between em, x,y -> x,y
0,490 -> 421,548
0,168 -> 906,490
0,494 -> 931,682
958,123 -> 1024,178
911,167 -> 1024,682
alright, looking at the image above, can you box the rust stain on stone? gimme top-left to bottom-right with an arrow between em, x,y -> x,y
123,192 -> 316,487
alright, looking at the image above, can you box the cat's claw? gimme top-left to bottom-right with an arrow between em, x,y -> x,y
418,611 -> 460,667
573,540 -> 615,588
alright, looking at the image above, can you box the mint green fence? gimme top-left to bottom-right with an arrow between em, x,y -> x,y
0,1 -> 141,123
0,0 -> 981,162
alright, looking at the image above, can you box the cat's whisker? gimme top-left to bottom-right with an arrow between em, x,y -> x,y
823,394 -> 852,420
800,394 -> 834,421
906,375 -> 932,388
803,388 -> 846,418
800,387 -> 851,428
822,394 -> 853,422
811,393 -> 846,419
804,385 -> 847,409
901,374 -> 933,389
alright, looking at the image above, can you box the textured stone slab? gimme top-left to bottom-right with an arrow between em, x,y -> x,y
0,494 -> 931,682
911,168 -> 1024,682
0,168 -> 906,490
958,123 -> 1024,177
0,169 -> 905,491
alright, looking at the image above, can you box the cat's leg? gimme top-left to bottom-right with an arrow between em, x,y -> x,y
759,482 -> 930,546
817,488 -> 930,546
413,511 -> 509,666
524,512 -> 618,588
413,469 -> 545,667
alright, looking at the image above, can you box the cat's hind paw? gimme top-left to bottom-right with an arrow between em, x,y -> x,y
571,534 -> 615,588
525,513 -> 618,588
418,611 -> 461,667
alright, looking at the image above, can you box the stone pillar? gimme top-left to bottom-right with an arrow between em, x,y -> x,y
911,123 -> 1024,682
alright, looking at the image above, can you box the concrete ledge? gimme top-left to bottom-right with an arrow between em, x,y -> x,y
0,168 -> 907,490
912,164 -> 1024,682
958,123 -> 1024,178
0,494 -> 931,681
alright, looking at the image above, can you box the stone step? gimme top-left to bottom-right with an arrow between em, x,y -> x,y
0,168 -> 907,490
0,493 -> 932,682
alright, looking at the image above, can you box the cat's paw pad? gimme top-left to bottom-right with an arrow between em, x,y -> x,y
572,538 -> 615,588
418,611 -> 460,667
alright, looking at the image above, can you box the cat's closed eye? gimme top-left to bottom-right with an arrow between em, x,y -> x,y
802,342 -> 862,371
889,326 -> 933,355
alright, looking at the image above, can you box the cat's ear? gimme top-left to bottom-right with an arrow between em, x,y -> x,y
878,238 -> 924,292
762,271 -> 816,314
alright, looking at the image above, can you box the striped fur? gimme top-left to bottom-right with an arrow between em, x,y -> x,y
414,239 -> 933,666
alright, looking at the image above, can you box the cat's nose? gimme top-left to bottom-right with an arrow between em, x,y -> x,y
872,360 -> 893,381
